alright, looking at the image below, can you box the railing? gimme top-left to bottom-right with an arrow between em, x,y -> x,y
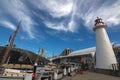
111,63 -> 120,76
112,63 -> 119,71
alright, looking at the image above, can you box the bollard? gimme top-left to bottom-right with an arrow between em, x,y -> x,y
68,67 -> 71,77
54,70 -> 58,80
63,68 -> 67,76
75,66 -> 78,72
75,66 -> 77,70
68,67 -> 70,73
71,66 -> 73,72
73,66 -> 75,71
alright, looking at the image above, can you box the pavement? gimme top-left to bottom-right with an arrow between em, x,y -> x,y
62,71 -> 120,80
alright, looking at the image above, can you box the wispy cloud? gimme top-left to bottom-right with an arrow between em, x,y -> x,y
46,30 -> 60,37
0,21 -> 16,30
0,0 -> 36,39
77,0 -> 120,28
44,22 -> 67,31
75,38 -> 84,42
28,0 -> 76,32
33,0 -> 120,32
0,0 -> 120,39
29,0 -> 73,18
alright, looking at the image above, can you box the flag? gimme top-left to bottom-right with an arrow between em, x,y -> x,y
8,35 -> 12,43
38,48 -> 40,54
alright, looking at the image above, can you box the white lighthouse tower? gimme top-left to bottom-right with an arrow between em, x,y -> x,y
93,17 -> 117,69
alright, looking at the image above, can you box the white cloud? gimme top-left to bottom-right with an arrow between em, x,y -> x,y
78,0 -> 120,28
30,0 -> 120,32
34,0 -> 120,32
0,21 -> 16,30
68,20 -> 76,32
76,38 -> 84,42
1,0 -> 120,39
107,17 -> 120,25
48,1 -> 73,18
44,21 -> 67,31
0,0 -> 36,39
45,20 -> 77,32
29,0 -> 77,32
21,17 -> 36,39
30,0 -> 73,18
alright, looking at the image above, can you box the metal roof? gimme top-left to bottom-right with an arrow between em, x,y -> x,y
50,47 -> 96,61
68,47 -> 96,57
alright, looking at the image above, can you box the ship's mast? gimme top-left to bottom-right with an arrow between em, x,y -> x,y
41,48 -> 45,58
35,48 -> 40,65
1,21 -> 21,65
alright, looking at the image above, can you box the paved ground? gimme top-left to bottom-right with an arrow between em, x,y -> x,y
62,71 -> 120,80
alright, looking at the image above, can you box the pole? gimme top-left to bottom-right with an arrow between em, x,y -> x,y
33,64 -> 37,80
1,21 -> 21,65
53,70 -> 58,80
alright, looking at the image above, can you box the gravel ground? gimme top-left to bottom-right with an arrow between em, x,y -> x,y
62,71 -> 120,80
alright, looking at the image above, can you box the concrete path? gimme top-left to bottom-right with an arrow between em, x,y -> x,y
62,71 -> 120,80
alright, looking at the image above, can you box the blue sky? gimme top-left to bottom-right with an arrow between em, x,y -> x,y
0,0 -> 120,57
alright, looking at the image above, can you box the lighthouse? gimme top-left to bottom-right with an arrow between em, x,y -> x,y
93,17 -> 117,70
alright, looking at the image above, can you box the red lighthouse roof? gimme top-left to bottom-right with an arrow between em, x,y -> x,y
93,17 -> 107,31
94,17 -> 104,26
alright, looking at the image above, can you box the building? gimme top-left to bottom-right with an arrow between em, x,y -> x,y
51,46 -> 120,72
0,46 -> 49,65
60,48 -> 73,56
114,46 -> 120,63
51,18 -> 120,74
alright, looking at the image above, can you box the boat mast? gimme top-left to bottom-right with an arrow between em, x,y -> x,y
1,21 -> 21,65
35,48 -> 40,65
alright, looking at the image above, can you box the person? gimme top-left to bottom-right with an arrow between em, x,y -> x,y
68,67 -> 71,77
91,63 -> 95,71
81,62 -> 85,70
84,62 -> 89,70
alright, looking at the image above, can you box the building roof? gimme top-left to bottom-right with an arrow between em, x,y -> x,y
59,48 -> 73,56
50,47 -> 96,61
68,47 -> 96,57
